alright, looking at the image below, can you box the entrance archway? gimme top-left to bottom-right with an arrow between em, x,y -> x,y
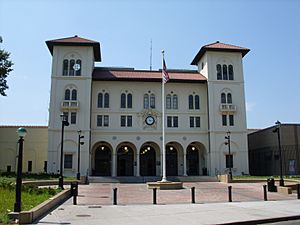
140,143 -> 159,176
166,145 -> 178,176
187,142 -> 207,176
93,143 -> 112,176
117,145 -> 134,176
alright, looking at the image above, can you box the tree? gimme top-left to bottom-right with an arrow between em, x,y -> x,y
0,36 -> 14,96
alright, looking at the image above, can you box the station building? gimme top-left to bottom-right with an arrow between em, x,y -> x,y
46,36 -> 250,178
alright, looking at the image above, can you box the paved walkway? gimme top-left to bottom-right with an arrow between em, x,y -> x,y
33,182 -> 300,225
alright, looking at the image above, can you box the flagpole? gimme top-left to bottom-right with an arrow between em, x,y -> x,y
161,50 -> 167,182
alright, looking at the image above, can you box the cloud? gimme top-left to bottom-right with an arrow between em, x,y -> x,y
246,102 -> 256,112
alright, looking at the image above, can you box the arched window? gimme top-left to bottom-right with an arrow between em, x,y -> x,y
227,93 -> 232,104
228,65 -> 234,80
223,65 -> 228,80
127,93 -> 132,108
150,94 -> 155,109
166,94 -> 171,109
121,93 -> 126,108
75,59 -> 81,76
195,95 -> 200,109
216,64 -> 222,80
71,89 -> 77,100
144,94 -> 149,109
65,89 -> 70,100
69,59 -> 75,76
63,60 -> 69,76
173,95 -> 178,109
104,93 -> 109,108
98,93 -> 103,108
188,95 -> 194,109
221,93 -> 226,103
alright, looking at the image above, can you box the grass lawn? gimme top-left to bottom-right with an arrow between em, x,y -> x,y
233,175 -> 300,181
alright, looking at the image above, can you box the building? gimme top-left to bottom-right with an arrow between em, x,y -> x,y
0,126 -> 48,173
248,124 -> 300,176
46,36 -> 250,178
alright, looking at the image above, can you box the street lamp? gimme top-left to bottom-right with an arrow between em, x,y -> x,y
59,114 -> 69,189
273,120 -> 284,186
225,131 -> 232,180
77,130 -> 84,180
14,127 -> 27,212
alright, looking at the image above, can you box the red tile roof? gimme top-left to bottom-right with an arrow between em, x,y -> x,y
92,68 -> 207,83
46,35 -> 101,61
191,41 -> 250,65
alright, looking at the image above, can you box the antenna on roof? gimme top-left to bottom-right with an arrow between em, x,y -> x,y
150,39 -> 152,71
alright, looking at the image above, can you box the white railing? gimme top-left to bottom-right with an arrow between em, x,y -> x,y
61,100 -> 79,110
219,104 -> 237,112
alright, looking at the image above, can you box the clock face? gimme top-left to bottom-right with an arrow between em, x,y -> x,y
145,116 -> 155,126
73,63 -> 81,71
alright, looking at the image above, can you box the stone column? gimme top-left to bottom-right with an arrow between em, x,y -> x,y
112,153 -> 117,177
183,153 -> 187,176
136,153 -> 140,176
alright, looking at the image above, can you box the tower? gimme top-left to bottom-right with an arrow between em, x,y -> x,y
46,36 -> 101,178
191,41 -> 250,175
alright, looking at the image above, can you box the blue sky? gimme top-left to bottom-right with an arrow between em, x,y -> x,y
0,0 -> 299,128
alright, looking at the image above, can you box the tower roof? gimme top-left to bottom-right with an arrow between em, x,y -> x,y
191,41 -> 250,65
46,35 -> 101,61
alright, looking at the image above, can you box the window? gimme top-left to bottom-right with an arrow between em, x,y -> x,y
166,94 -> 171,109
69,59 -> 75,76
188,95 -> 193,109
7,165 -> 11,172
120,115 -> 132,127
97,115 -> 109,127
121,93 -> 126,108
221,92 -> 232,104
104,93 -> 109,108
144,94 -> 149,109
228,65 -> 234,80
229,115 -> 234,126
65,89 -> 70,100
71,90 -> 77,100
44,161 -> 47,173
195,95 -> 200,109
173,95 -> 178,109
27,161 -> 32,172
166,93 -> 178,109
167,116 -> 178,128
225,154 -> 233,168
98,92 -> 109,108
75,59 -> 81,76
190,116 -> 200,128
223,65 -> 228,80
222,115 -> 227,126
63,112 -> 69,123
221,93 -> 226,103
98,93 -> 103,108
127,93 -> 132,108
63,60 -> 69,76
189,95 -> 200,110
217,64 -> 222,80
70,112 -> 77,124
150,94 -> 155,109
227,93 -> 232,104
64,154 -> 73,169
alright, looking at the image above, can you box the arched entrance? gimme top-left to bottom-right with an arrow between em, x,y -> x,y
117,145 -> 134,176
166,144 -> 178,176
187,142 -> 207,176
140,143 -> 159,176
93,143 -> 112,176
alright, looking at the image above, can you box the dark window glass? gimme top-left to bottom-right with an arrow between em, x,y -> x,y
227,93 -> 232,104
64,154 -> 72,169
167,116 -> 172,127
223,64 -> 228,80
121,116 -> 126,127
188,95 -> 193,109
121,93 -> 126,108
104,115 -> 109,127
221,93 -> 226,104
28,161 -> 32,172
195,117 -> 201,127
190,117 -> 194,128
63,112 -> 69,123
166,95 -> 171,109
228,65 -> 234,80
127,93 -> 132,108
97,115 -> 102,126
173,95 -> 178,109
150,94 -> 155,109
71,89 -> 77,100
63,59 -> 69,76
144,94 -> 149,109
226,154 -> 233,168
7,165 -> 11,172
173,116 -> 178,127
127,116 -> 132,127
217,64 -> 222,80
65,89 -> 70,100
104,93 -> 109,108
44,161 -> 47,173
222,115 -> 227,126
71,112 -> 76,124
229,115 -> 234,126
98,93 -> 103,108
69,59 -> 75,76
195,95 -> 200,109
75,59 -> 81,76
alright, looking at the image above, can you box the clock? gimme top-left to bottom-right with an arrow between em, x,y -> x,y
145,116 -> 155,126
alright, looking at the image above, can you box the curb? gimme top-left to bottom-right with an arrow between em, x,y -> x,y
219,215 -> 300,225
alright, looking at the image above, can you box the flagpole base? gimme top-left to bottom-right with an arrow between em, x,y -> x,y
160,177 -> 169,183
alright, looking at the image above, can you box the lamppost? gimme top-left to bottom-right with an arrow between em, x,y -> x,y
225,131 -> 232,180
14,127 -> 27,212
273,120 -> 284,186
59,114 -> 69,189
77,130 -> 84,180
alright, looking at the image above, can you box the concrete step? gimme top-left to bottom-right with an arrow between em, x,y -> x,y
88,176 -> 218,183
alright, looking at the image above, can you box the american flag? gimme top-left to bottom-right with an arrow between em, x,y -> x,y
162,59 -> 169,83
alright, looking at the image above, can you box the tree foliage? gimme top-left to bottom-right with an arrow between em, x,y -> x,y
0,36 -> 14,96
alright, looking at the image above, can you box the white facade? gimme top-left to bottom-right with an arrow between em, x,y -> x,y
46,36 -> 249,178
